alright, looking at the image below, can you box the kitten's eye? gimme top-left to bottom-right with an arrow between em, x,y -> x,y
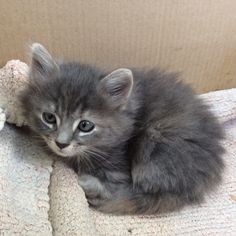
78,120 -> 94,132
42,112 -> 56,124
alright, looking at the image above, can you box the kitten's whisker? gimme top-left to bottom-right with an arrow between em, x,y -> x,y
85,156 -> 95,170
84,148 -> 119,170
80,150 -> 95,170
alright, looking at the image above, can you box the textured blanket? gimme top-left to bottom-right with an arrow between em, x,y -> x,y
0,61 -> 235,235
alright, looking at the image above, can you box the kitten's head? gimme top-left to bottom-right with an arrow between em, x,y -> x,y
21,43 -> 135,158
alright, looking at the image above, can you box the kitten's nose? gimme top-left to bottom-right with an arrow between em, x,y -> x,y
55,141 -> 69,149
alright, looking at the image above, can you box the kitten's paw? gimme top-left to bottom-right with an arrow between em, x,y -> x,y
87,197 -> 105,209
78,174 -> 109,199
0,108 -> 6,131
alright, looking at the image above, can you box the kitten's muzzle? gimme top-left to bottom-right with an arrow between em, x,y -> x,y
55,127 -> 73,149
55,141 -> 70,149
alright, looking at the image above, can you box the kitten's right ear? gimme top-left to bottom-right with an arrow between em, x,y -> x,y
98,68 -> 133,108
30,43 -> 59,81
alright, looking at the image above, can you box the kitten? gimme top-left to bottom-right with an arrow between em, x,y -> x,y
20,43 -> 224,215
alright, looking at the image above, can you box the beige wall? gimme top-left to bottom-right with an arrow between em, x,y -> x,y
0,0 -> 236,93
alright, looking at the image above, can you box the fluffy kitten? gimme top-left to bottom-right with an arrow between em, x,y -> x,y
20,43 -> 224,215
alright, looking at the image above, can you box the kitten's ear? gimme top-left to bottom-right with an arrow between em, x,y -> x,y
98,68 -> 133,108
30,43 -> 59,80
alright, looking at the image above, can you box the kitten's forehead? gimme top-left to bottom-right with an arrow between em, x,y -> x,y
73,110 -> 103,123
81,110 -> 121,129
57,98 -> 82,118
46,103 -> 56,112
34,63 -> 108,117
82,110 -> 102,120
35,98 -> 56,113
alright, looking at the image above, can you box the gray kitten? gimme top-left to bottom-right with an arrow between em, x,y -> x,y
20,43 -> 224,215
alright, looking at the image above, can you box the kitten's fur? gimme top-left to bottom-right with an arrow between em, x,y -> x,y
20,43 -> 224,215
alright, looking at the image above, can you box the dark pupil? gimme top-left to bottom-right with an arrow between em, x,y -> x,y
79,120 -> 94,132
43,113 -> 56,124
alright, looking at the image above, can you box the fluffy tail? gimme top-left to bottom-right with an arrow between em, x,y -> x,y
92,192 -> 195,215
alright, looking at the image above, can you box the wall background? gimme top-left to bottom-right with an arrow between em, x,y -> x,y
1,0 -> 236,92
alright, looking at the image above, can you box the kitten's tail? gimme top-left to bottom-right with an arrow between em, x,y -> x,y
94,192 -> 192,215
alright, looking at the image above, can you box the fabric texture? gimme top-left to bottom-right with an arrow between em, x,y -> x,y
0,60 -> 28,128
0,60 -> 235,235
0,126 -> 53,235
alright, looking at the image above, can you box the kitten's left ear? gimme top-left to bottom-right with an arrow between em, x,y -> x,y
98,68 -> 133,108
30,43 -> 59,81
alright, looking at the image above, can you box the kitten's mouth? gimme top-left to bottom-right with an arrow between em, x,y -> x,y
52,145 -> 78,158
53,147 -> 71,157
43,137 -> 76,157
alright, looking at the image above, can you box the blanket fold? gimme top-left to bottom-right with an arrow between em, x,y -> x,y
0,126 -> 53,235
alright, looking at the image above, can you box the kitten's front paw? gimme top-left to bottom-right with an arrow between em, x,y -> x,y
78,174 -> 101,198
78,174 -> 110,199
0,108 -> 6,131
87,197 -> 105,209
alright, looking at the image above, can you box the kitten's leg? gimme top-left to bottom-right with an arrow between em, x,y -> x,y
89,187 -> 185,215
78,174 -> 111,203
131,128 -> 160,193
78,175 -> 137,213
87,183 -> 140,214
132,160 -> 168,193
78,175 -> 185,215
131,128 -> 178,193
